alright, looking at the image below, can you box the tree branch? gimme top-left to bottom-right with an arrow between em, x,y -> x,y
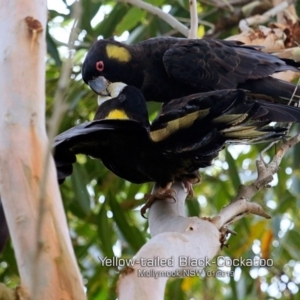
234,134 -> 300,201
32,0 -> 83,296
117,179 -> 271,299
118,182 -> 221,300
0,0 -> 85,298
239,0 -> 296,31
36,0 -> 81,249
117,0 -> 189,37
189,0 -> 198,38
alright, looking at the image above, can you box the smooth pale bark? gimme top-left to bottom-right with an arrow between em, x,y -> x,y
117,177 -> 275,299
0,1 -> 86,299
117,183 -> 221,300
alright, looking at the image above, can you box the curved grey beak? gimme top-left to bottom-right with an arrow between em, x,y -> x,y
88,76 -> 109,95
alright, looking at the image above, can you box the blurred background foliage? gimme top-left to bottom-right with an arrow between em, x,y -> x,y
1,0 -> 300,299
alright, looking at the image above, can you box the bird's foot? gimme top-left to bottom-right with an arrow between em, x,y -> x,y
219,226 -> 236,249
202,218 -> 236,248
141,188 -> 176,218
183,180 -> 194,198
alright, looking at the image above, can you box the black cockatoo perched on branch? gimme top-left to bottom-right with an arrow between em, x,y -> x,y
54,82 -> 300,215
82,37 -> 300,104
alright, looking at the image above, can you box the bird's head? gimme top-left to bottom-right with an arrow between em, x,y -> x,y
95,82 -> 150,128
96,82 -> 128,106
82,39 -> 143,95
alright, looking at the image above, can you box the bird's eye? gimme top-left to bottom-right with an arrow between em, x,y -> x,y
96,61 -> 104,72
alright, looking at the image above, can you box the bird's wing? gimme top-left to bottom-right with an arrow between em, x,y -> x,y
163,39 -> 299,91
53,119 -> 150,184
150,89 -> 300,146
150,89 -> 249,142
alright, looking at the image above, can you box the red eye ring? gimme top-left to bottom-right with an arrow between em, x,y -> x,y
96,61 -> 104,72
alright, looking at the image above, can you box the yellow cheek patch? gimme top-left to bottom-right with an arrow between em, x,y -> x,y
106,109 -> 129,120
106,44 -> 132,62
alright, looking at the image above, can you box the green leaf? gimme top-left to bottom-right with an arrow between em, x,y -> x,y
145,0 -> 165,6
225,149 -> 241,192
108,191 -> 145,252
186,197 -> 200,216
79,0 -> 102,33
46,28 -> 62,67
283,230 -> 300,260
115,7 -> 146,35
94,3 -> 128,38
214,180 -> 232,210
71,163 -> 91,215
97,203 -> 115,257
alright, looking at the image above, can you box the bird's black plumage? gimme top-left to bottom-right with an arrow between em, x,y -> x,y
82,37 -> 300,103
54,83 -> 300,189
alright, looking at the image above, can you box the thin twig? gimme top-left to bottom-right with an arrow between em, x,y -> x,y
211,198 -> 271,230
176,17 -> 216,35
118,0 -> 189,37
287,77 -> 300,106
189,0 -> 198,39
239,0 -> 295,31
211,133 -> 300,231
234,134 -> 300,202
260,75 -> 300,162
199,0 -> 236,11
